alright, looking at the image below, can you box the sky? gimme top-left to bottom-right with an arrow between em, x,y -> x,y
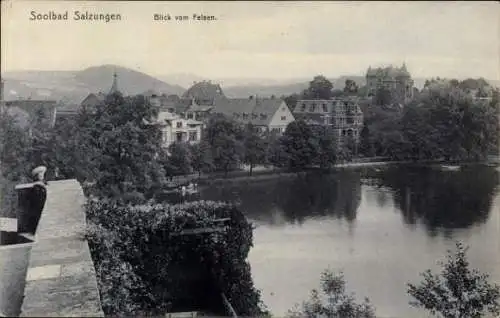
1,1 -> 499,81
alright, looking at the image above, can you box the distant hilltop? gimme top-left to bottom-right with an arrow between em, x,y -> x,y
2,65 -> 498,103
1,65 -> 185,105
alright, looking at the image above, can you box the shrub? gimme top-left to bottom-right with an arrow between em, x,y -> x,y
287,270 -> 376,318
85,198 -> 269,316
407,242 -> 500,318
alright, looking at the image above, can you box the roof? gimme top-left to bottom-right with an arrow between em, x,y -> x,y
366,64 -> 411,78
81,93 -> 106,106
293,113 -> 327,126
4,100 -> 58,128
182,81 -> 227,105
5,99 -> 58,111
213,97 -> 286,126
109,72 -> 119,94
294,98 -> 362,115
187,104 -> 214,112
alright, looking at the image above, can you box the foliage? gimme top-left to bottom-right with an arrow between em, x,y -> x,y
302,75 -> 334,100
204,115 -> 245,176
401,85 -> 499,162
408,242 -> 500,318
344,79 -> 359,95
288,270 -> 376,318
243,123 -> 268,175
190,141 -> 214,177
374,87 -> 393,106
283,93 -> 300,110
0,110 -> 32,217
358,124 -> 375,157
62,93 -> 167,201
313,126 -> 338,169
279,120 -> 320,171
85,198 -> 269,317
359,79 -> 499,163
168,142 -> 193,176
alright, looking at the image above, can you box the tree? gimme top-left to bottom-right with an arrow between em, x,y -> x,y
344,79 -> 359,95
302,75 -> 334,100
266,132 -> 287,169
408,242 -> 500,318
283,93 -> 300,110
374,87 -> 393,106
314,126 -> 338,169
243,123 -> 267,175
168,142 -> 192,176
77,92 -> 166,201
204,115 -> 245,176
358,124 -> 375,157
402,84 -> 499,162
190,141 -> 214,177
280,120 -> 319,171
288,270 -> 376,318
0,110 -> 32,217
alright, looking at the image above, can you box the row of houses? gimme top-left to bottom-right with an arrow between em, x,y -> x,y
1,74 -> 364,149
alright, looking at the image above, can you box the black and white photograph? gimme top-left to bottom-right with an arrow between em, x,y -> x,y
0,1 -> 499,317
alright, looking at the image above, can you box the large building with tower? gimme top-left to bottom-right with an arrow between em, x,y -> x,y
365,63 -> 414,105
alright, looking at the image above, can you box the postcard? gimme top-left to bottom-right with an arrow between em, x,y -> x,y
1,1 -> 499,318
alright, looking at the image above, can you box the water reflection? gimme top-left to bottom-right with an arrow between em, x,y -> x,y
200,171 -> 362,225
378,165 -> 498,236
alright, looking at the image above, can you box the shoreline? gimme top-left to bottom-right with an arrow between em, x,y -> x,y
172,159 -> 498,187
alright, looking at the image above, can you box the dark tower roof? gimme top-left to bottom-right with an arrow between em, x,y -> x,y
109,71 -> 119,94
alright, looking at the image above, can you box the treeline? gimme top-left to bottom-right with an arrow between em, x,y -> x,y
161,116 -> 353,178
1,92 -> 351,207
358,81 -> 499,162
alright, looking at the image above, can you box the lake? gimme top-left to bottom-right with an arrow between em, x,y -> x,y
196,165 -> 500,318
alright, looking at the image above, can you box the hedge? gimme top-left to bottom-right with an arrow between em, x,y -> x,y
85,198 -> 269,316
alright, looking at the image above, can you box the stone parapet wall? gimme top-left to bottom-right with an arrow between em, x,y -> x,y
19,179 -> 104,317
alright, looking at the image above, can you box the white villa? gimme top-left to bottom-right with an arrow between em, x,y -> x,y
156,111 -> 203,148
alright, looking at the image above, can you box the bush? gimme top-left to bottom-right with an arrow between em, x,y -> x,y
85,198 -> 269,316
407,242 -> 500,318
287,270 -> 376,318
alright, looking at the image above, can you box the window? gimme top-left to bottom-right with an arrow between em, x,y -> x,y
189,131 -> 198,141
322,104 -> 328,112
301,103 -> 306,111
243,113 -> 249,120
346,117 -> 354,124
281,116 -> 286,120
176,122 -> 182,128
187,113 -> 194,119
309,103 -> 316,112
176,132 -> 183,142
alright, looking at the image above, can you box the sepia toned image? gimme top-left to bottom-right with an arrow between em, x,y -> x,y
1,1 -> 499,317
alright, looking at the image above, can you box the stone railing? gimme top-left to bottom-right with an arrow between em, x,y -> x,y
0,177 -> 104,317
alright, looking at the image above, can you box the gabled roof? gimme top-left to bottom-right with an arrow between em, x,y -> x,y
250,98 -> 286,126
81,92 -> 106,106
213,97 -> 287,126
